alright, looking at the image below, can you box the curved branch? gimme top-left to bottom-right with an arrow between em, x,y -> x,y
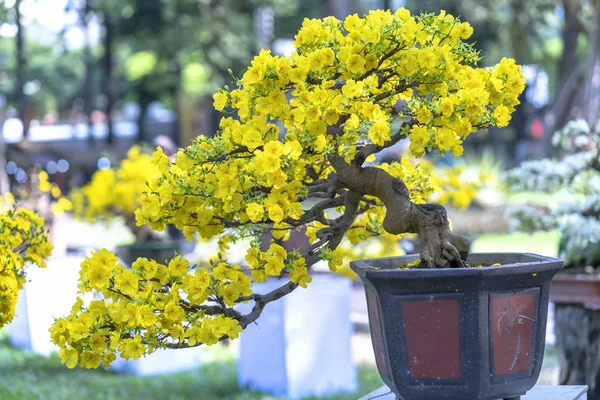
286,192 -> 347,226
354,127 -> 411,165
236,251 -> 321,330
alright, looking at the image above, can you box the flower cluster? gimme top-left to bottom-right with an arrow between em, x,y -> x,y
55,9 -> 523,369
0,206 -> 52,326
50,248 -> 260,368
136,9 -> 524,246
1,169 -> 73,217
72,146 -> 160,221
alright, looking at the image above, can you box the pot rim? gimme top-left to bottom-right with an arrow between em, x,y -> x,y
350,252 -> 563,280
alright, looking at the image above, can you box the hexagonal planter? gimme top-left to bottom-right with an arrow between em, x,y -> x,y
351,253 -> 562,400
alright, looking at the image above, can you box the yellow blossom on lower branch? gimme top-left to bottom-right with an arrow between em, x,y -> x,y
49,246 -> 306,369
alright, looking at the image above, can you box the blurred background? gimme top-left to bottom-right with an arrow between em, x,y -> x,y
1,0 -> 599,399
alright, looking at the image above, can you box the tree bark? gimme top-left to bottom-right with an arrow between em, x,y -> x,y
541,0 -> 586,156
509,0 -> 531,65
582,0 -> 600,124
136,97 -> 151,143
15,0 -> 27,142
330,156 -> 470,268
82,1 -> 95,143
103,16 -> 115,145
555,304 -> 600,399
558,0 -> 583,92
0,123 -> 9,195
171,61 -> 182,145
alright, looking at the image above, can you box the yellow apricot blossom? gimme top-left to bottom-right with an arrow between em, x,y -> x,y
54,9 -> 524,369
73,145 -> 160,222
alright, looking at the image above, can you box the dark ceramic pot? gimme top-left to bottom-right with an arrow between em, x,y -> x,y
350,253 -> 562,400
116,239 -> 195,267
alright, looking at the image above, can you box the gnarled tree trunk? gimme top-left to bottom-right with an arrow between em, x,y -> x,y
330,155 -> 470,268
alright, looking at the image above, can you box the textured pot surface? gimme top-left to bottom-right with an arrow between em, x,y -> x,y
351,253 -> 563,400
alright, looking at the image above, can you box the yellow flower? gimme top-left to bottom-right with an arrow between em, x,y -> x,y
83,261 -> 112,290
439,98 -> 454,117
268,204 -> 285,223
163,302 -> 185,323
51,185 -> 62,198
89,332 -> 107,353
492,105 -> 511,128
246,203 -> 265,223
368,120 -> 391,146
59,347 -> 79,369
264,256 -> 285,276
168,255 -> 190,277
152,147 -> 170,173
416,106 -> 432,124
344,14 -> 365,32
342,79 -> 363,98
114,269 -> 139,297
213,90 -> 228,111
308,48 -> 334,70
119,335 -> 146,360
290,266 -> 312,288
219,283 -> 240,306
80,351 -> 102,369
242,129 -> 263,151
138,304 -> 158,327
417,47 -> 437,70
346,54 -> 367,75
409,125 -> 430,157
38,179 -> 51,192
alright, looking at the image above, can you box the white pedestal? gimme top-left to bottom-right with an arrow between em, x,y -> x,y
359,385 -> 588,400
111,347 -> 204,376
7,255 -> 88,355
237,274 -> 357,398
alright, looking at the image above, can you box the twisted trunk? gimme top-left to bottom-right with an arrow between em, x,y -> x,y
330,156 -> 470,268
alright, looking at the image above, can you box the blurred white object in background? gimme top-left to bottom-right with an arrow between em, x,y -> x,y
7,254 -> 89,355
237,274 -> 356,399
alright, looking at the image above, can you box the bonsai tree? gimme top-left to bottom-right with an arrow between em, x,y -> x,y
50,9 -> 525,369
506,118 -> 600,268
506,118 -> 600,394
0,205 -> 53,327
72,145 -> 164,243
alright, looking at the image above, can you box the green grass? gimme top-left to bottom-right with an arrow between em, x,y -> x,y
471,230 -> 560,257
0,334 -> 382,400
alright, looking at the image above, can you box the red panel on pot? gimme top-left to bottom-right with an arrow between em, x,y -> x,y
367,293 -> 390,381
401,299 -> 461,379
492,293 -> 536,376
